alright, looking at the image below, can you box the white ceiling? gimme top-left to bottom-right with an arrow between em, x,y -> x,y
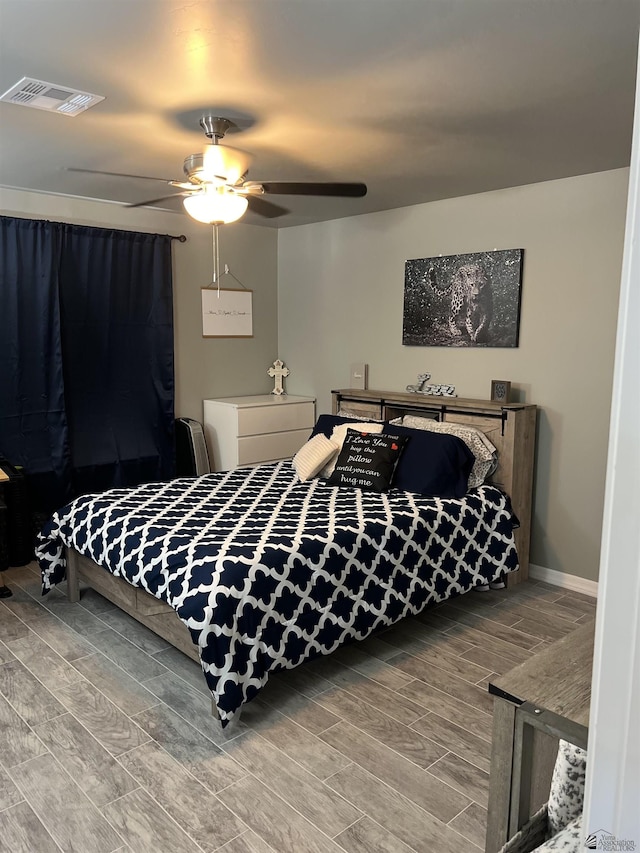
0,0 -> 638,228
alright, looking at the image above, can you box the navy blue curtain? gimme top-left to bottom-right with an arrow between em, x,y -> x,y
0,216 -> 175,514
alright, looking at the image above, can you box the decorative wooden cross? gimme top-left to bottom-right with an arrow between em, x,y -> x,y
268,359 -> 290,395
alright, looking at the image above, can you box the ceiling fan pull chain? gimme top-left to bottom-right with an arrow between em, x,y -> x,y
216,223 -> 220,294
210,226 -> 249,293
211,223 -> 220,294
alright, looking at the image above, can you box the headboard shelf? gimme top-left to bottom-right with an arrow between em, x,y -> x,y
332,388 -> 537,586
333,387 -> 529,416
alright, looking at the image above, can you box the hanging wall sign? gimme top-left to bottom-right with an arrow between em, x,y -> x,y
202,288 -> 253,337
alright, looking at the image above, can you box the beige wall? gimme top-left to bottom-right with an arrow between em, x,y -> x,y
277,169 -> 629,582
0,188 -> 279,422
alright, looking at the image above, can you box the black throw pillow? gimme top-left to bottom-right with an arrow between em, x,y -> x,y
327,430 -> 408,493
383,424 -> 474,498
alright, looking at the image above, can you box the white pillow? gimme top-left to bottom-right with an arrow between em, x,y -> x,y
321,422 -> 384,477
292,434 -> 339,481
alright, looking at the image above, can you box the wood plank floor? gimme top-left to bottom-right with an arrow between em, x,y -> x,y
0,562 -> 596,853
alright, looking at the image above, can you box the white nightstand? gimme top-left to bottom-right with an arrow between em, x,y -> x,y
203,395 -> 316,472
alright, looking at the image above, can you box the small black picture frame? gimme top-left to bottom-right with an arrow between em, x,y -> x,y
491,380 -> 511,403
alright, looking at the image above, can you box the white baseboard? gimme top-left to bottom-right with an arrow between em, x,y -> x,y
529,563 -> 598,598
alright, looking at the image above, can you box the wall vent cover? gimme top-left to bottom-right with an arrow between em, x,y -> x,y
0,77 -> 104,115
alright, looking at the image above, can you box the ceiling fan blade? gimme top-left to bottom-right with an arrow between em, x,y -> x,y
260,182 -> 367,198
125,191 -> 192,209
246,195 -> 289,218
67,167 -> 175,183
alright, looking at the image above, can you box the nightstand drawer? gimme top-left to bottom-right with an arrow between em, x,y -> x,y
204,395 -> 315,471
238,429 -> 311,465
237,402 -> 315,437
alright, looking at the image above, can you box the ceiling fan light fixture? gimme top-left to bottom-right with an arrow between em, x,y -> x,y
183,188 -> 248,224
202,143 -> 252,185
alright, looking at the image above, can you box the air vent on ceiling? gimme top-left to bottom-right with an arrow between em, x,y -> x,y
0,77 -> 104,116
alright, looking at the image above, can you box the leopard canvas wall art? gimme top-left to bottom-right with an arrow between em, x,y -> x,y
402,248 -> 523,347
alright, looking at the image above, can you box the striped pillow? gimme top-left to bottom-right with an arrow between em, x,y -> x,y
292,434 -> 339,481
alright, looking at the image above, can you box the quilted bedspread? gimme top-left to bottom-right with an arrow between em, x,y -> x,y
36,461 -> 519,725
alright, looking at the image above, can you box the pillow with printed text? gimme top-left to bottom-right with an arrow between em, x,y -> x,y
327,430 -> 407,493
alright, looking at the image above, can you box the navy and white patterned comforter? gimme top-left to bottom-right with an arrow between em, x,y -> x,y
36,461 -> 519,725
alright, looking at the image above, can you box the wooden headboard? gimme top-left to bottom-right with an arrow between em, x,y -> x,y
332,388 -> 537,586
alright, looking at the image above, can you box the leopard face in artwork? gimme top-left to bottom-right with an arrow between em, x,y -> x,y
446,263 -> 493,343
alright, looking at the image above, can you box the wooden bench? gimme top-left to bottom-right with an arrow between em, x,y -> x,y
485,620 -> 595,852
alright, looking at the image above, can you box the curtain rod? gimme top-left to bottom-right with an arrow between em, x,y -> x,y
2,215 -> 190,244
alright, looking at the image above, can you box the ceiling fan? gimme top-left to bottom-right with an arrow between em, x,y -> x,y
69,115 -> 367,224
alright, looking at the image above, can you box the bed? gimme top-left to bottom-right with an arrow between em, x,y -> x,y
36,390 -> 536,727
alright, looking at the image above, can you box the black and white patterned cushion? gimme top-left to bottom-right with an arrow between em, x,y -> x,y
548,740 -> 587,835
534,815 -> 582,852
